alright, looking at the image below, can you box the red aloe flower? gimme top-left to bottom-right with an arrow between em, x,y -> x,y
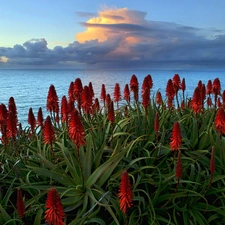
212,78 -> 221,96
7,111 -> 17,139
37,107 -> 44,129
17,188 -> 25,219
192,86 -> 202,114
213,78 -> 221,107
68,81 -> 75,103
181,100 -> 185,109
124,84 -> 130,103
206,80 -> 212,95
142,76 -> 150,93
100,84 -> 106,106
114,83 -> 121,103
207,97 -> 212,107
61,96 -> 68,123
45,188 -> 65,225
28,107 -> 36,134
172,74 -> 181,93
146,74 -> 153,89
214,107 -> 225,136
107,100 -> 115,124
130,74 -> 139,102
166,79 -> 175,109
200,84 -> 206,105
8,97 -> 18,125
118,171 -> 133,214
43,116 -> 55,145
47,85 -> 59,114
217,98 -> 222,108
181,78 -> 186,92
106,94 -> 111,106
156,91 -> 162,105
68,109 -> 85,149
73,78 -> 83,112
0,103 -> 8,125
170,122 -> 182,151
142,87 -> 150,110
176,150 -> 182,183
88,82 -> 95,99
81,85 -> 92,114
93,98 -> 100,113
73,78 -> 83,101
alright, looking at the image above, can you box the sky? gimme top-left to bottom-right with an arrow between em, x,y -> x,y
0,0 -> 225,70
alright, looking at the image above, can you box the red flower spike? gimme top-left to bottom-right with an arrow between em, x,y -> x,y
68,109 -> 85,149
61,96 -> 68,123
181,78 -> 186,92
68,81 -> 74,102
88,82 -> 94,99
172,74 -> 181,93
192,86 -> 202,114
181,100 -> 185,109
206,80 -> 212,95
118,171 -> 133,214
7,111 -> 17,139
207,97 -> 212,107
107,100 -> 115,124
106,94 -> 111,106
130,74 -> 139,102
210,146 -> 215,176
166,79 -> 175,100
114,83 -> 121,103
217,98 -> 222,108
43,116 -> 55,145
28,107 -> 36,134
45,188 -> 65,225
73,78 -> 83,101
156,91 -> 162,105
214,107 -> 225,136
47,85 -> 59,114
100,84 -> 106,106
142,76 -> 150,93
170,122 -> 182,151
212,78 -> 221,96
37,107 -> 44,129
0,103 -> 8,125
198,80 -> 203,90
124,84 -> 130,103
146,74 -> 153,89
8,97 -> 18,125
93,98 -> 100,113
17,188 -> 26,219
142,87 -> 150,110
81,85 -> 92,114
176,150 -> 182,182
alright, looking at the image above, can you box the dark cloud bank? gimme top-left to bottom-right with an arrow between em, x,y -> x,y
1,13 -> 225,70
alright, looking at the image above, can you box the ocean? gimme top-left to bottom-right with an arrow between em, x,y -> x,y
0,69 -> 225,126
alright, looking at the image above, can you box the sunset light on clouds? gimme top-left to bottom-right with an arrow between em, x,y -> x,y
0,0 -> 225,69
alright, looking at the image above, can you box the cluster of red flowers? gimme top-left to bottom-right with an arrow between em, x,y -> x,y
118,171 -> 133,214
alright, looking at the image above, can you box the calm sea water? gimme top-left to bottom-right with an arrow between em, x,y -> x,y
0,69 -> 225,126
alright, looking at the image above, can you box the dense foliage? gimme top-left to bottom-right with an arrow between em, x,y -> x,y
0,74 -> 225,225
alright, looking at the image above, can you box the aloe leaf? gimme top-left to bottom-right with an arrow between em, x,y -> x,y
26,166 -> 74,187
85,147 -> 127,188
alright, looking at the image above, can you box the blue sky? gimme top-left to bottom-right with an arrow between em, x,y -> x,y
0,0 -> 225,69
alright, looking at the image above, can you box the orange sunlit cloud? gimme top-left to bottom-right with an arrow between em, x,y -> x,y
0,56 -> 8,63
76,7 -> 156,56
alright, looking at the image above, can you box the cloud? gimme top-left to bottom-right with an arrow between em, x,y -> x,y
1,7 -> 225,69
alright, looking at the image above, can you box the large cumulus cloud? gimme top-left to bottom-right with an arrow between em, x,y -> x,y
0,7 -> 225,69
